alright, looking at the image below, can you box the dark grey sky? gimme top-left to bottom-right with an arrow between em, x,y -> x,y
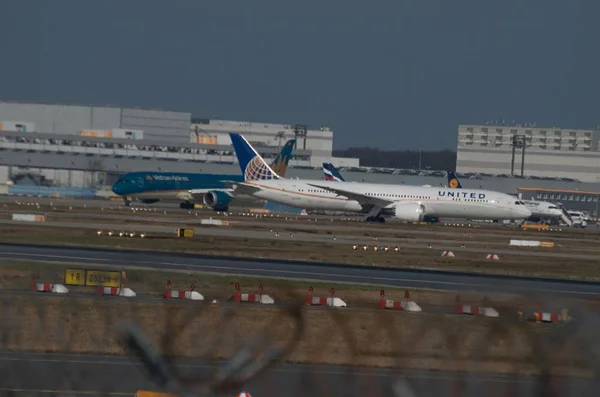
1,0 -> 598,150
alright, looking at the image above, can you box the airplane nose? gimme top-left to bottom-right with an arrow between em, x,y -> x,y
112,183 -> 122,195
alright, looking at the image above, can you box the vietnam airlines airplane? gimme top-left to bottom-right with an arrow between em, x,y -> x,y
445,171 -> 573,226
111,139 -> 296,211
227,133 -> 532,222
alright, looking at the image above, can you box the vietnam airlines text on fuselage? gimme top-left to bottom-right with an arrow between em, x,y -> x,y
243,179 -> 532,220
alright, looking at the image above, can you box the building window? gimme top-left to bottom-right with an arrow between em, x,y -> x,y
554,130 -> 562,136
466,127 -> 473,132
540,130 -> 547,136
496,128 -> 503,133
525,130 -> 532,136
569,131 -> 577,137
481,128 -> 488,133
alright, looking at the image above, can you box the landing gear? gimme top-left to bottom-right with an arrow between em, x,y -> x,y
366,216 -> 386,223
179,201 -> 195,210
124,199 -> 131,207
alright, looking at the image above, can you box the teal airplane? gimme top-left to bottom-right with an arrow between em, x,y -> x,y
112,139 -> 296,211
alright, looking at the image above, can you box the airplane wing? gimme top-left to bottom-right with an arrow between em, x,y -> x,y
307,183 -> 394,208
219,181 -> 263,195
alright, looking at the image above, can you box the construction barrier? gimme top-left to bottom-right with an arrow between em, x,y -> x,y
509,239 -> 541,247
305,286 -> 346,307
200,219 -> 230,226
378,290 -> 422,312
12,213 -> 46,222
232,283 -> 274,304
96,286 -> 136,297
29,282 -> 69,294
163,280 -> 204,301
485,253 -> 500,260
517,308 -> 570,323
540,241 -> 555,248
454,295 -> 499,317
441,250 -> 455,257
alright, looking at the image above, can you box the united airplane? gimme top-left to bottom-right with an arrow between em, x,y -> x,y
446,171 -> 573,226
111,138 -> 296,211
227,133 -> 532,222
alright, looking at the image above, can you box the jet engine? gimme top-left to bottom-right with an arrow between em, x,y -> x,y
202,191 -> 232,211
392,202 -> 426,222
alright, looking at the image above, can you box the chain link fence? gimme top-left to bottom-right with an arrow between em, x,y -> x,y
0,285 -> 599,397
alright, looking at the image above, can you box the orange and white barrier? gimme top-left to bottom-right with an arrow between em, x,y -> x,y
163,281 -> 204,301
232,283 -> 274,304
305,286 -> 346,307
486,253 -> 500,260
96,286 -> 136,297
517,309 -> 569,323
378,290 -> 421,312
454,295 -> 499,317
441,250 -> 455,257
29,282 -> 69,294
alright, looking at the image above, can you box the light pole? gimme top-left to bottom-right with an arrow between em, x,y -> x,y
510,134 -> 526,176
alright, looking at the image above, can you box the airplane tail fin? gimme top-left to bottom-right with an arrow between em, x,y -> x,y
229,133 -> 281,181
447,171 -> 462,188
322,163 -> 345,181
270,139 -> 296,177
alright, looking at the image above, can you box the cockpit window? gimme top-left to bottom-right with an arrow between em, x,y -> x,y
514,201 -> 522,205
548,206 -> 558,209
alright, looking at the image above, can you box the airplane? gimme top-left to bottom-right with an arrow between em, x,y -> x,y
226,133 -> 532,223
111,138 -> 297,211
322,162 -> 441,222
445,171 -> 573,226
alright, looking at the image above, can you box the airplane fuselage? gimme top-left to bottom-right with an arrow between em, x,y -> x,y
112,172 -> 242,202
241,179 -> 532,220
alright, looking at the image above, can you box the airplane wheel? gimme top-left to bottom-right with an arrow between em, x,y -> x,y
377,217 -> 386,223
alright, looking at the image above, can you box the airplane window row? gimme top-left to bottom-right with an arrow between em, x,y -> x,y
366,193 -> 432,199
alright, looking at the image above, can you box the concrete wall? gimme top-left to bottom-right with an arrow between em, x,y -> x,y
191,119 -> 345,166
121,108 -> 191,143
457,147 -> 600,182
0,102 -> 121,134
457,124 -> 600,182
0,166 -> 8,183
0,101 -> 192,143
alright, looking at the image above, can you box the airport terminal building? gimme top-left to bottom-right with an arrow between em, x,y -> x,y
456,124 -> 600,183
2,100 -> 600,216
0,100 -> 359,187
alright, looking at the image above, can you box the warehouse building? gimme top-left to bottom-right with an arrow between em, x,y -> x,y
0,100 -> 359,187
456,124 -> 600,183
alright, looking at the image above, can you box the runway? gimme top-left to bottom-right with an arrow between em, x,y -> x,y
2,219 -> 600,261
1,242 -> 600,297
0,351 -> 597,396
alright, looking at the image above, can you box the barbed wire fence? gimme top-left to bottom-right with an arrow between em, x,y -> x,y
0,285 -> 599,397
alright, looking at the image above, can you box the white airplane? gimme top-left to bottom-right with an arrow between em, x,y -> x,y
227,133 -> 532,223
446,171 -> 573,226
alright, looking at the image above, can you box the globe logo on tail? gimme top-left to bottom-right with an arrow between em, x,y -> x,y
449,178 -> 459,188
245,156 -> 275,181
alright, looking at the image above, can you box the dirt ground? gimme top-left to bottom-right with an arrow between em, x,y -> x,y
0,294 -> 592,377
